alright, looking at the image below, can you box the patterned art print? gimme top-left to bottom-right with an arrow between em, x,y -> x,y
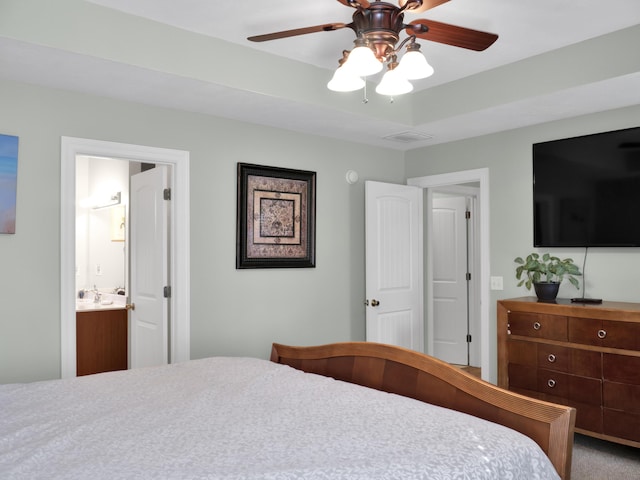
252,190 -> 301,245
0,134 -> 19,234
247,176 -> 307,257
237,163 -> 316,268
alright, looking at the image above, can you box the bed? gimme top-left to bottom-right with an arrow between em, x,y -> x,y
0,342 -> 575,479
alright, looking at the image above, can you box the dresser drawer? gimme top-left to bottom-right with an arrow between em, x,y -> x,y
536,368 -> 602,405
509,387 -> 603,433
508,363 -> 602,405
569,317 -> 640,350
603,354 -> 640,384
601,320 -> 640,350
508,312 -> 567,341
603,409 -> 640,442
571,402 -> 603,433
603,381 -> 640,414
537,344 -> 601,377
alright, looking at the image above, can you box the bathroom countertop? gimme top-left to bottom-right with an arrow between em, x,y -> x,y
76,293 -> 127,312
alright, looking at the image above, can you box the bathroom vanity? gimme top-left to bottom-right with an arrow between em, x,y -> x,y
76,297 -> 127,376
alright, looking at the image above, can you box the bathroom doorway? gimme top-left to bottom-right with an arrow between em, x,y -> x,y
60,137 -> 190,378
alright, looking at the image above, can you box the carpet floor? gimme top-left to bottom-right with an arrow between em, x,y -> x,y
571,434 -> 640,479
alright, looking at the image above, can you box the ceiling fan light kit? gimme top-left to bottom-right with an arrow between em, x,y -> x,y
248,0 -> 498,99
328,36 -> 429,96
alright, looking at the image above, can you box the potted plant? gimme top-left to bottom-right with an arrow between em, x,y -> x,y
514,253 -> 581,301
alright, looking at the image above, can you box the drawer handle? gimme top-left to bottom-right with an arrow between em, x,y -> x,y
597,329 -> 607,339
547,379 -> 556,388
547,354 -> 556,363
533,322 -> 541,330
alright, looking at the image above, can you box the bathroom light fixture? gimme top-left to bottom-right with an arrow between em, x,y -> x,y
90,191 -> 121,209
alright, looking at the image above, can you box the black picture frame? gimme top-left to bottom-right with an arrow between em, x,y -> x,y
236,163 -> 316,269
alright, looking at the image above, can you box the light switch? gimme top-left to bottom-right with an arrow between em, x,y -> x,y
490,276 -> 503,290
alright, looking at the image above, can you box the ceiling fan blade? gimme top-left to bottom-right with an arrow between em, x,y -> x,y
337,0 -> 371,8
400,0 -> 450,14
407,19 -> 498,51
248,23 -> 348,42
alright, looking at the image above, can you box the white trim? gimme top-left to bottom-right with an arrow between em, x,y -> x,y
61,137 -> 190,378
408,168 -> 491,383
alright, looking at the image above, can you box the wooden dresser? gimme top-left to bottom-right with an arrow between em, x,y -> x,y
498,297 -> 640,447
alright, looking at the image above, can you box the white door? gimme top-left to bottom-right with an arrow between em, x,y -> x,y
365,181 -> 424,352
129,166 -> 169,368
432,195 -> 469,365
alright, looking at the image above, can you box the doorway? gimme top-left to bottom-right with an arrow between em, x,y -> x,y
408,168 -> 491,382
431,187 -> 480,368
60,137 -> 191,379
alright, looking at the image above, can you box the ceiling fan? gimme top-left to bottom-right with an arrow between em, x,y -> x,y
247,0 -> 499,96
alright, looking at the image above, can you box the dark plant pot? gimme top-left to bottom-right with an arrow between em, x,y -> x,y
534,282 -> 560,301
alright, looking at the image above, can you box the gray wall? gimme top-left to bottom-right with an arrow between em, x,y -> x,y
2,76 -> 639,384
0,79 -> 405,383
406,104 -> 640,375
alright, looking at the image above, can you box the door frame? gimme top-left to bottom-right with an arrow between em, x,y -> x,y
408,168 -> 491,382
60,137 -> 191,378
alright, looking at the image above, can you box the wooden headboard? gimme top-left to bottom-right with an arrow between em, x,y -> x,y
271,341 -> 576,480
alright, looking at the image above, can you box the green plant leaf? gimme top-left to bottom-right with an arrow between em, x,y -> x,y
514,251 -> 582,291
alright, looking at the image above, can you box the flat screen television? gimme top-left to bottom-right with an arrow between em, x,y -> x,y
533,126 -> 640,247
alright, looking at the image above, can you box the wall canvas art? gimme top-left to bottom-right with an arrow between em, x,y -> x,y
0,134 -> 19,234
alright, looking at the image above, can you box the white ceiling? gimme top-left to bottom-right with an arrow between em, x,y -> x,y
2,0 -> 640,150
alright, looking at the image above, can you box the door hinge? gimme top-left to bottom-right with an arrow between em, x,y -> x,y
466,272 -> 471,281
163,286 -> 171,298
466,334 -> 472,343
163,188 -> 171,200
465,210 -> 471,219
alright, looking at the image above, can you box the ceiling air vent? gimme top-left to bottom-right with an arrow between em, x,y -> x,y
383,131 -> 434,143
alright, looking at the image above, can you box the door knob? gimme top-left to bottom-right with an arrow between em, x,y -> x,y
370,299 -> 380,307
125,303 -> 136,311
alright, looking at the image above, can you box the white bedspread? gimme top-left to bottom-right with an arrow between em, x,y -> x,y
0,357 -> 559,479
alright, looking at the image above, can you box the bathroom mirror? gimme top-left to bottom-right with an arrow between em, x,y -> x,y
76,156 -> 128,296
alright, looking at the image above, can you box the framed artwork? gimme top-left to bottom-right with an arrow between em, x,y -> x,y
236,163 -> 316,268
0,134 -> 19,235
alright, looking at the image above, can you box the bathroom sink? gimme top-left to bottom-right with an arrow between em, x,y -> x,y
76,293 -> 126,311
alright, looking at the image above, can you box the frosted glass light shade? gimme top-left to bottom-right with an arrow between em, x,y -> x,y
397,50 -> 434,80
375,69 -> 413,96
327,66 -> 365,92
343,46 -> 383,77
